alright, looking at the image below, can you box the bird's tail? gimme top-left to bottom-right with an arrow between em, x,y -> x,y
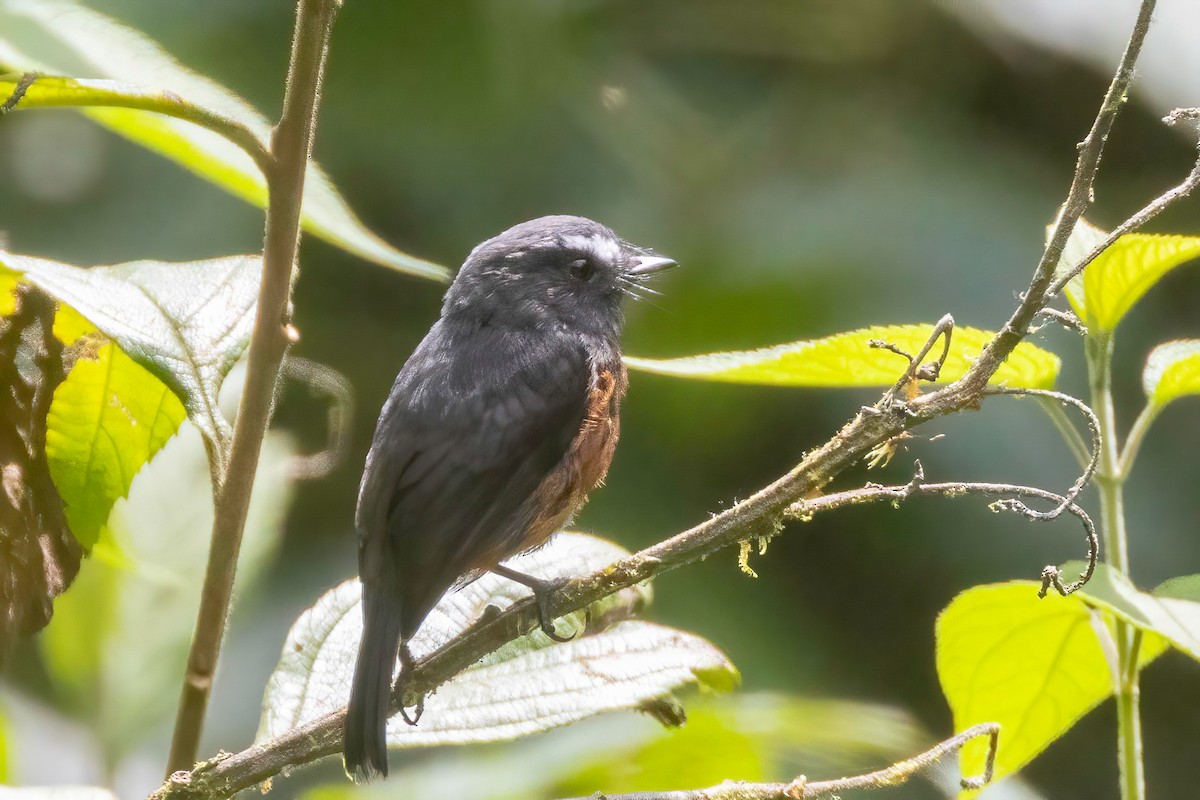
343,589 -> 403,781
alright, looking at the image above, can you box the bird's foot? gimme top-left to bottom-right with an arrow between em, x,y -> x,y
393,642 -> 425,726
491,565 -> 575,643
398,695 -> 424,726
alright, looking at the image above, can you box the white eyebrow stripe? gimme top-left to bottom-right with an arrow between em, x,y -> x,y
561,233 -> 621,263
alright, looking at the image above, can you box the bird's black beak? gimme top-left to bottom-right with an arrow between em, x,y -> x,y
627,255 -> 678,277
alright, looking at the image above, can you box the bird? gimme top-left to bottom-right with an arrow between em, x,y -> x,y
343,215 -> 677,780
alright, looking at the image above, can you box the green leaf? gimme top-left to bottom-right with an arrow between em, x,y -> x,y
624,324 -> 1060,389
1052,217 -> 1200,332
1,251 -> 258,449
1155,574 -> 1200,602
258,533 -> 737,747
40,423 -> 295,758
1057,561 -> 1200,663
936,582 -> 1167,794
46,342 -> 185,549
0,3 -> 447,281
1142,340 -> 1200,409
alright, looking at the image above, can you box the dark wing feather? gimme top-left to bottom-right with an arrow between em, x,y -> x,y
355,318 -> 588,638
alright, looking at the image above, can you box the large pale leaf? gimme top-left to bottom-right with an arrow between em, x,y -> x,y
1052,218 -> 1200,332
624,325 -> 1059,390
46,342 -> 186,549
0,251 -> 258,448
1142,340 -> 1200,409
39,423 -> 295,758
937,582 -> 1167,795
0,2 -> 447,281
386,620 -> 734,746
258,533 -> 738,746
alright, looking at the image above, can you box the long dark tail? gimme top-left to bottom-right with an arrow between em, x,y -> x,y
343,588 -> 403,781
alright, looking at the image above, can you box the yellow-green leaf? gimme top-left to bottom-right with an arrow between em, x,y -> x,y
937,582 -> 1167,795
624,324 -> 1060,390
0,272 -> 19,317
1052,217 -> 1200,332
0,74 -> 217,116
46,343 -> 185,548
0,5 -> 447,281
0,703 -> 8,782
0,270 -> 94,344
1,251 -> 258,448
1142,340 -> 1200,409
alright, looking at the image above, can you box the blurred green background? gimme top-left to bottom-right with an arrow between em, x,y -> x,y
2,1 -> 1200,797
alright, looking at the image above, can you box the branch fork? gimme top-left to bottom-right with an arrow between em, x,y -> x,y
871,314 -> 955,409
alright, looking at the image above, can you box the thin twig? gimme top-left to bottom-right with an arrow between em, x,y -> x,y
873,314 -> 955,408
1038,396 -> 1093,469
555,723 -> 1000,800
930,0 -> 1158,405
1047,106 -> 1200,299
1046,160 -> 1200,300
787,460 -> 1098,597
0,71 -> 38,114
164,0 -> 342,777
1035,307 -> 1088,335
984,387 -> 1100,521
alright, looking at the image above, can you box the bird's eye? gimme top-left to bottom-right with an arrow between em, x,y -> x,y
569,258 -> 595,281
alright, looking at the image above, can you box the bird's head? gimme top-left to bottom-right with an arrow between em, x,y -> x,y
442,215 -> 676,340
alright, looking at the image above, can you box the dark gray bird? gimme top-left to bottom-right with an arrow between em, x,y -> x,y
343,215 -> 676,780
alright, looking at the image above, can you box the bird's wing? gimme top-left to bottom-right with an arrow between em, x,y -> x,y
355,320 -> 590,635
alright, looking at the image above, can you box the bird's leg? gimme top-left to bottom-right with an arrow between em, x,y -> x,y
392,640 -> 424,726
491,564 -> 575,643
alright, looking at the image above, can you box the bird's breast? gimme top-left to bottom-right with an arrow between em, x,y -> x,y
516,359 -> 628,556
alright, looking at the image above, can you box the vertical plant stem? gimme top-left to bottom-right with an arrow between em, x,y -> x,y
1118,404 -> 1160,480
1086,331 -> 1143,800
165,0 -> 342,776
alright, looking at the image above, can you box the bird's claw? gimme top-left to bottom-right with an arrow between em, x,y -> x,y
398,694 -> 424,726
394,642 -> 425,726
491,565 -> 577,643
532,586 -> 575,643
